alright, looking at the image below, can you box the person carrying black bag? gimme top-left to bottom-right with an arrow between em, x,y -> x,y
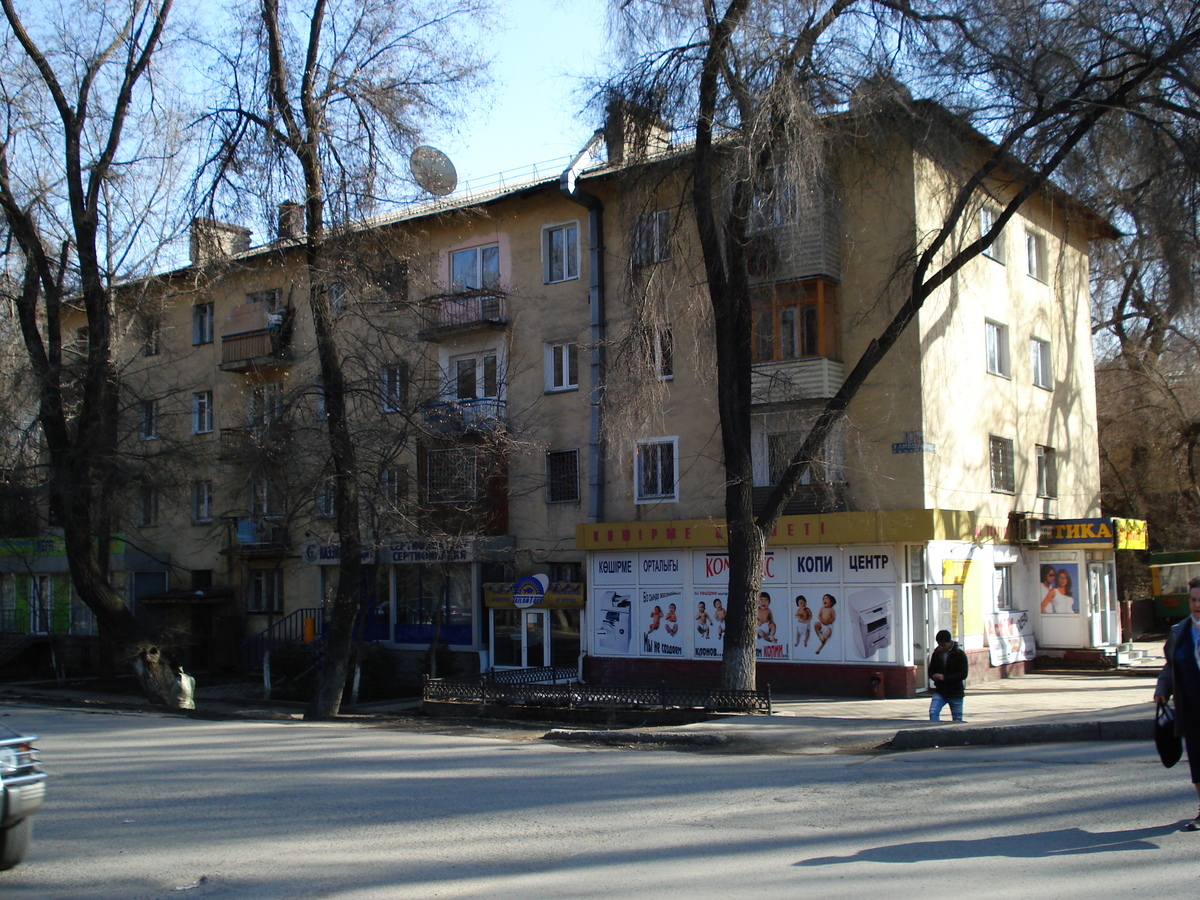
1154,575 -> 1200,832
928,629 -> 968,722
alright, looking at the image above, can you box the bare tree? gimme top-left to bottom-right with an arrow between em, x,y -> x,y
605,0 -> 1200,689
200,0 -> 485,717
0,0 -> 200,704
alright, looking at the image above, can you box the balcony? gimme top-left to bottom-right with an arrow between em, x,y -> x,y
218,423 -> 292,462
417,291 -> 507,342
219,305 -> 294,372
228,517 -> 289,554
422,398 -> 507,434
751,357 -> 844,405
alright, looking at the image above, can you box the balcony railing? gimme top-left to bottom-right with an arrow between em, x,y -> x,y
418,291 -> 506,340
751,357 -> 844,404
220,307 -> 294,371
422,398 -> 507,433
232,517 -> 289,551
218,423 -> 292,461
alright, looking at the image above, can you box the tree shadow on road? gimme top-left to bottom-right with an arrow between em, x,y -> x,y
795,823 -> 1181,866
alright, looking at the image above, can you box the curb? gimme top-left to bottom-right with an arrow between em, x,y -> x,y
544,728 -> 730,747
888,718 -> 1152,750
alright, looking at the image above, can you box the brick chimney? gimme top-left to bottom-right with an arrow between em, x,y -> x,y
189,218 -> 252,266
277,201 -> 304,241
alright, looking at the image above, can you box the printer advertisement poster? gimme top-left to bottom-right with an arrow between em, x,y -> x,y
842,546 -> 898,664
592,552 -> 635,656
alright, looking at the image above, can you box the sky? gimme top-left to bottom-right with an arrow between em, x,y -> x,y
423,0 -> 614,190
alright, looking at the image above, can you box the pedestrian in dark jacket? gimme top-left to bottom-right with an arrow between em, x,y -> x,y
1154,575 -> 1200,831
928,629 -> 968,722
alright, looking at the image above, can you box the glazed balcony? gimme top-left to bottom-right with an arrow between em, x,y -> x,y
417,291 -> 507,342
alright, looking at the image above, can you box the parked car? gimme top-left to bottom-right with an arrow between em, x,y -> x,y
0,724 -> 45,870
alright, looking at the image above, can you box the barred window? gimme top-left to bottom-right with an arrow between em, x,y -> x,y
427,447 -> 476,503
989,435 -> 1015,494
546,449 -> 580,503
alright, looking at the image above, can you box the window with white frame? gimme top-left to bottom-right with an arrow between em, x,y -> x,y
192,480 -> 212,523
192,391 -> 213,434
985,320 -> 1010,377
546,449 -> 580,503
1036,444 -> 1058,498
989,435 -> 1015,493
380,467 -> 407,509
545,341 -> 578,392
192,303 -> 214,345
544,222 -> 579,283
450,244 -> 501,291
247,569 -> 282,612
980,204 -> 1006,262
427,447 -> 477,503
138,485 -> 158,527
250,478 -> 272,517
635,437 -> 678,503
380,364 -> 405,413
139,399 -> 158,440
994,564 -> 1014,610
634,209 -> 671,266
455,353 -> 499,400
1030,337 -> 1052,390
246,382 -> 283,428
1025,229 -> 1048,282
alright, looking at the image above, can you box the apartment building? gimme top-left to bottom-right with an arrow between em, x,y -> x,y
0,105 -> 1145,695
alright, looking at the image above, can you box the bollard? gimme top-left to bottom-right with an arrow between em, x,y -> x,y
303,616 -> 316,643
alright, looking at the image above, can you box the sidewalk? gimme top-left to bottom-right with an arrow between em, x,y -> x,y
0,645 -> 1167,755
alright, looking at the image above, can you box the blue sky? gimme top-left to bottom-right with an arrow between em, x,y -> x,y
425,0 -> 613,187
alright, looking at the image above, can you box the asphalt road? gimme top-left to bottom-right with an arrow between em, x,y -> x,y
1,702 -> 1197,899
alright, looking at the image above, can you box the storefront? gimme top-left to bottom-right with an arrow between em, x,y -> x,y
482,576 -> 584,670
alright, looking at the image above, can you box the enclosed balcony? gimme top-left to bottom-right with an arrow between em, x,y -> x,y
750,279 -> 843,405
417,291 -> 507,342
219,304 -> 294,372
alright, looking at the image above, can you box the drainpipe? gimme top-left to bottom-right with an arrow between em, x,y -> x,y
560,131 -> 607,523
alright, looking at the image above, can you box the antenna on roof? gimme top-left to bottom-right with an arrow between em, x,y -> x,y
409,145 -> 458,197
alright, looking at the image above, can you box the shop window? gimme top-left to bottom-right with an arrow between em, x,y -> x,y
393,564 -> 472,645
994,565 -> 1014,610
751,280 -> 838,363
635,437 -> 677,503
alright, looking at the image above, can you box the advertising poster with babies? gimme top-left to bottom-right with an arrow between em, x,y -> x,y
641,589 -> 685,657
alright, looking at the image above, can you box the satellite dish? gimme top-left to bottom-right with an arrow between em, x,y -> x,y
410,145 -> 458,197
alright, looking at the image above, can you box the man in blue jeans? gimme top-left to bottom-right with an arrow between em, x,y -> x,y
928,630 -> 968,721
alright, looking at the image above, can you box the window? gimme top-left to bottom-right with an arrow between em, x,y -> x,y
250,478 -> 272,517
544,223 -> 579,283
192,303 -> 214,345
450,244 -> 500,291
749,170 -> 795,233
1025,229 -> 1048,281
751,280 -> 838,363
545,342 -> 578,392
985,320 -> 1010,377
980,205 -> 1006,263
634,209 -> 670,266
192,391 -> 213,435
1030,337 -> 1052,390
989,435 -> 1015,493
140,316 -> 161,357
192,480 -> 213,523
455,353 -> 499,400
635,438 -> 677,503
247,569 -> 282,613
246,383 -> 283,427
1036,445 -> 1058,498
653,328 -> 673,380
317,479 -> 336,518
138,485 -> 158,527
139,400 -> 158,440
380,260 -> 409,309
247,289 -> 281,310
327,281 -> 345,316
546,449 -> 580,503
994,564 -> 1013,610
380,467 -> 407,508
381,364 -> 405,413
427,447 -> 477,503
764,420 -> 845,486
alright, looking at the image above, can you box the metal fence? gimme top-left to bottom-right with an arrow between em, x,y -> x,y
424,674 -> 771,715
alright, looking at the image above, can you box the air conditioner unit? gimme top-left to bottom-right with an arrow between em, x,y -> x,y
1017,515 -> 1043,544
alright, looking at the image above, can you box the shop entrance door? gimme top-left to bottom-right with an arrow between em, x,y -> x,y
1088,562 -> 1119,646
921,584 -> 964,688
490,609 -> 550,668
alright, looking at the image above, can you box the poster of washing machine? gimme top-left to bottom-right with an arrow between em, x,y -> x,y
641,588 -> 686,657
755,586 -> 790,660
842,545 -> 897,584
594,588 -> 635,656
843,585 -> 898,663
692,589 -> 725,660
789,587 -> 842,660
